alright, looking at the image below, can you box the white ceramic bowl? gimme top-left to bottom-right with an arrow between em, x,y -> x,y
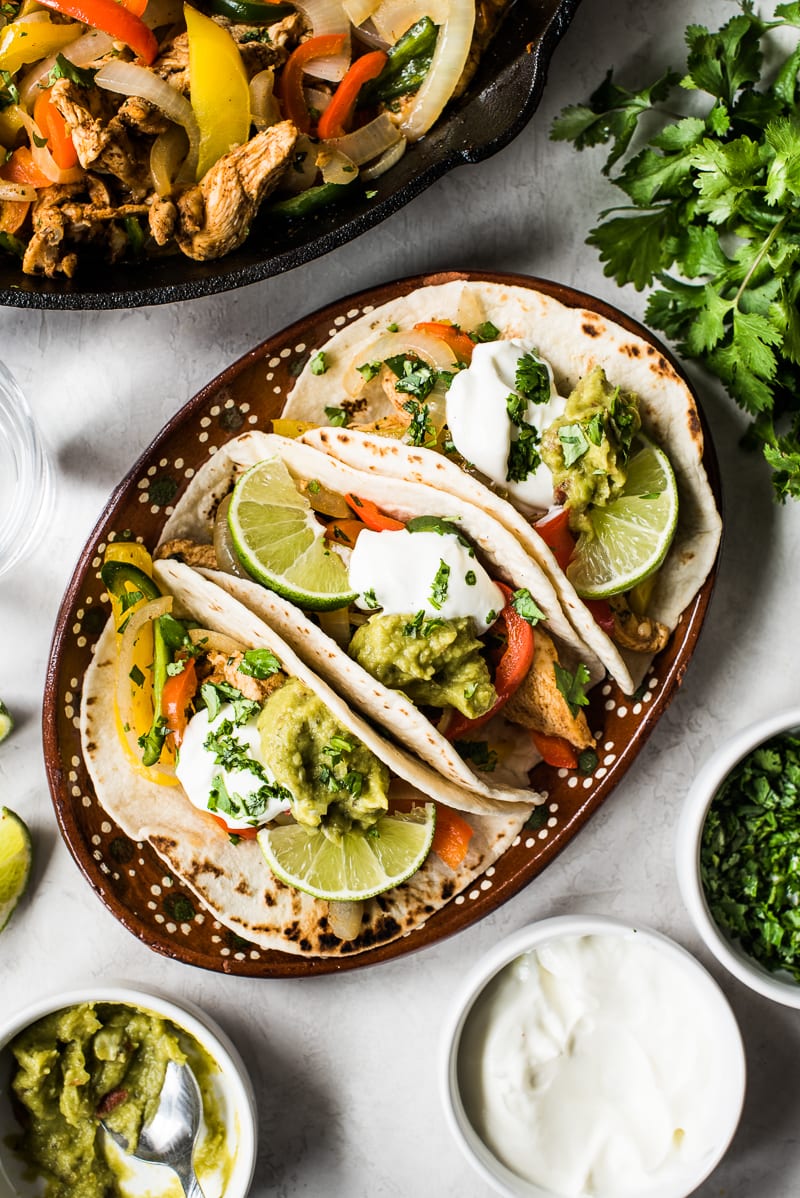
0,984 -> 257,1198
441,914 -> 745,1198
676,707 -> 800,1008
0,361 -> 52,580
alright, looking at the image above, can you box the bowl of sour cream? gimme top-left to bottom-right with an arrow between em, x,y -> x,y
441,914 -> 746,1198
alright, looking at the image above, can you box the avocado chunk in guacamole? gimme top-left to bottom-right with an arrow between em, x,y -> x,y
258,676 -> 390,830
9,1002 -> 227,1198
348,614 -> 496,719
541,366 -> 641,530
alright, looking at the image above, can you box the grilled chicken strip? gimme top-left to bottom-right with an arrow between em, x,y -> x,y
175,120 -> 297,261
503,628 -> 595,750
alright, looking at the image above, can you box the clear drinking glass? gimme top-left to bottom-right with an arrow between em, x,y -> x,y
0,361 -> 53,580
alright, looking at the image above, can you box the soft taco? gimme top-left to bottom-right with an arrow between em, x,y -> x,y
280,278 -> 722,692
154,430 -> 607,801
80,548 -> 533,958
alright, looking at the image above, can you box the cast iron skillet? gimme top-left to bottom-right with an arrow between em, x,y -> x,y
0,0 -> 582,310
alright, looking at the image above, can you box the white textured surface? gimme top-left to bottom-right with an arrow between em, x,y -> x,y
2,0 -> 800,1194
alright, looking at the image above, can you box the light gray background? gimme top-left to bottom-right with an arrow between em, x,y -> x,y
2,0 -> 799,1194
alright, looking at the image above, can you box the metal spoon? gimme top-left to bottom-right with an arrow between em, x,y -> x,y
101,1058 -> 206,1198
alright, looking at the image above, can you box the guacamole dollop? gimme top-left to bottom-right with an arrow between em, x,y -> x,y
348,614 -> 496,719
541,366 -> 641,530
10,1002 -> 227,1198
258,676 -> 390,830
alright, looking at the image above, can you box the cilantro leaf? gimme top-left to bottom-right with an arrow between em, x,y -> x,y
553,662 -> 591,717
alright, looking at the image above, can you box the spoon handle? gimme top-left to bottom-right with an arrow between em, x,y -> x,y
177,1165 -> 207,1198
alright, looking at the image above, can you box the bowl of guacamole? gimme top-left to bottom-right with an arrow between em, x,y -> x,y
0,986 -> 257,1198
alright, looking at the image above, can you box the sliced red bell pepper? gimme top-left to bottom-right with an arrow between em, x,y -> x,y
431,804 -> 474,870
344,493 -> 405,531
1,146 -> 52,189
0,198 -> 29,234
161,658 -> 197,748
279,33 -> 347,135
413,320 -> 476,364
35,0 -> 158,64
584,598 -> 615,635
531,730 -> 579,770
533,507 -> 575,572
445,583 -> 535,741
209,813 -> 259,840
323,518 -> 366,549
34,88 -> 78,171
317,49 -> 387,140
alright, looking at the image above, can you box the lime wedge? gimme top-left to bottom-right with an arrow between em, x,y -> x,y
0,807 -> 32,932
566,440 -> 679,600
257,804 -> 436,902
227,458 -> 357,611
0,700 -> 13,743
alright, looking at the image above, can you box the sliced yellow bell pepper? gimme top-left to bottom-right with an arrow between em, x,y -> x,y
271,419 -> 319,439
184,2 -> 250,181
0,104 -> 25,149
0,17 -> 81,74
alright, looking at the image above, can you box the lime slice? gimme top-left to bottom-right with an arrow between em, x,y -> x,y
257,804 -> 436,902
566,440 -> 679,600
228,458 -> 357,611
0,700 -> 13,743
0,807 -> 32,932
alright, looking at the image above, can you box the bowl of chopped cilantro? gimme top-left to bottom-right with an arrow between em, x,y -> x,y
677,708 -> 800,1008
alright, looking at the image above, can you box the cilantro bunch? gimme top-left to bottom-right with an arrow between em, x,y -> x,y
551,1 -> 800,500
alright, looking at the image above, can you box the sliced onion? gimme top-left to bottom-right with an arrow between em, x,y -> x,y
0,181 -> 35,202
95,60 -> 200,181
304,85 -> 331,115
117,596 -> 177,781
454,283 -> 486,335
344,328 -> 457,397
342,0 -> 381,25
213,496 -> 249,578
351,19 -> 389,50
17,109 -> 83,183
398,0 -> 473,142
18,26 -> 101,110
149,123 -> 188,197
317,144 -> 358,184
295,0 -> 351,81
187,627 -> 245,657
371,0 -> 448,43
318,607 -> 352,648
142,0 -> 184,29
327,899 -> 364,939
359,133 -> 405,179
325,112 -> 399,165
250,68 -> 281,131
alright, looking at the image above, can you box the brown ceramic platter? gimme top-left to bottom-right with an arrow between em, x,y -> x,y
43,269 -> 722,977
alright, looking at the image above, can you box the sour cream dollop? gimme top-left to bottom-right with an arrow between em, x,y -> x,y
457,931 -> 743,1197
175,702 -> 291,830
446,339 -> 566,510
349,528 -> 504,634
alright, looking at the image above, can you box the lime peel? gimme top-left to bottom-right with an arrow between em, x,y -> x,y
257,804 -> 436,902
0,807 -> 32,932
566,440 -> 679,601
228,458 -> 357,611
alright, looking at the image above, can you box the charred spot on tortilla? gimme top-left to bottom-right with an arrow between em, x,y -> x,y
582,321 -> 601,338
687,409 -> 702,439
85,740 -> 97,753
620,343 -> 641,358
441,878 -> 456,901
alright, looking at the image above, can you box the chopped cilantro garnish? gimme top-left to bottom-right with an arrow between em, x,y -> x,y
578,748 -> 599,775
48,53 -> 96,88
387,321 -> 399,332
511,588 -> 546,626
357,360 -> 382,382
402,398 -> 437,447
429,559 -> 450,610
453,740 -> 498,772
385,354 -> 437,402
701,732 -> 800,980
506,392 -> 528,428
515,351 -> 551,404
558,422 -> 591,468
485,609 -> 497,624
307,478 -> 321,494
465,570 -> 477,586
402,610 -> 445,638
310,351 -> 327,376
239,648 -> 282,679
554,662 -> 591,717
471,321 -> 500,343
166,659 -> 186,677
324,405 -> 348,426
506,425 -> 542,483
362,588 -> 380,609
129,664 -> 145,687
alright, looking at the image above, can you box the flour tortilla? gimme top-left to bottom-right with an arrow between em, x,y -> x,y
80,561 -> 532,959
283,278 -> 722,691
157,431 -> 606,804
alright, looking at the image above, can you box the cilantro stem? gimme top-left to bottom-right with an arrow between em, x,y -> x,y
733,213 -> 789,309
